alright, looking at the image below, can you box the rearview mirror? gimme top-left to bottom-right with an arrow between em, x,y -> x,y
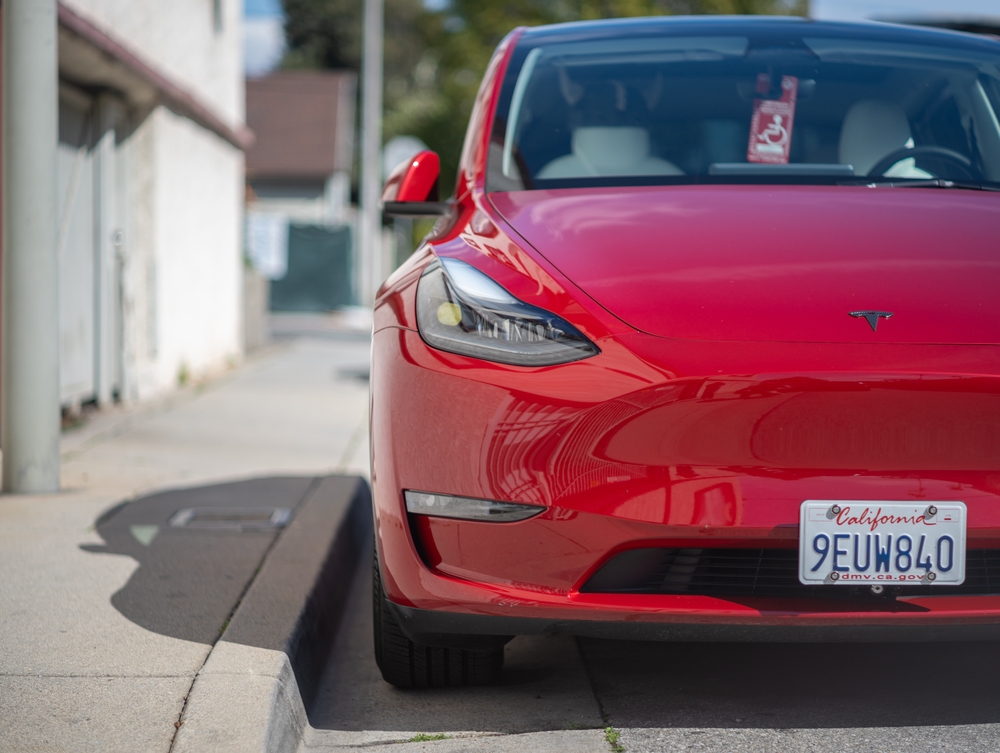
381,150 -> 451,216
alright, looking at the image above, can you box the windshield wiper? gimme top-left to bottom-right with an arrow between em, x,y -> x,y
840,178 -> 1000,192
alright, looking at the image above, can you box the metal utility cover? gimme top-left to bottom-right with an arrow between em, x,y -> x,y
169,506 -> 292,531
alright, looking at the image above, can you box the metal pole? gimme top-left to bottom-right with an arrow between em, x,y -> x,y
2,0 -> 60,493
359,0 -> 383,307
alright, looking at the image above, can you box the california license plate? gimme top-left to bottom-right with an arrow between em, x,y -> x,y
799,501 -> 966,586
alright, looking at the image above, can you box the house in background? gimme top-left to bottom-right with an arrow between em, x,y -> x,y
246,70 -> 355,225
11,0 -> 249,409
245,71 -> 360,312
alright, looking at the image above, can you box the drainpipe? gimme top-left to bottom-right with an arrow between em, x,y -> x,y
2,0 -> 60,492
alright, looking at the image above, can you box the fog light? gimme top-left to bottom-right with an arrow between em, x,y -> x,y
404,490 -> 543,522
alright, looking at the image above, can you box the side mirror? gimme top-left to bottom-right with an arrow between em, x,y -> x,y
381,150 -> 451,216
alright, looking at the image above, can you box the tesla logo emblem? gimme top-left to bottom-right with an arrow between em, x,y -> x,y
849,310 -> 893,332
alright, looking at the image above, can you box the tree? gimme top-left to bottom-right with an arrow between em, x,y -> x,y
390,0 -> 804,194
282,0 -> 805,196
282,0 -> 429,124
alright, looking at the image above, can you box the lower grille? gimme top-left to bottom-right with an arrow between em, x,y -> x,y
581,548 -> 1000,598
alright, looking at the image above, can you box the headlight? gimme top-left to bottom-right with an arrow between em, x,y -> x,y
415,257 -> 600,366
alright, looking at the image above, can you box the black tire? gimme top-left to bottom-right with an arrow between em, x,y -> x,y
372,548 -> 504,689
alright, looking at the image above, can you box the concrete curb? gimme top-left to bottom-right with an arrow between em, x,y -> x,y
172,475 -> 371,753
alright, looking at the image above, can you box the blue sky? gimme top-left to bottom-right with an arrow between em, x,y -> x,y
811,0 -> 1000,20
245,0 -> 283,18
244,0 -> 284,76
244,0 -> 452,18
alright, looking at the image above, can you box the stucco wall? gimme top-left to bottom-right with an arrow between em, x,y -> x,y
151,108 -> 243,393
60,0 -> 246,401
119,108 -> 243,400
62,0 -> 244,126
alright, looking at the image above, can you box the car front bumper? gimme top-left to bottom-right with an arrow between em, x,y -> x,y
371,324 -> 1000,635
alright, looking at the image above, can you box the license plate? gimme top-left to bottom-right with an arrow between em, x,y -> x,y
799,501 -> 966,586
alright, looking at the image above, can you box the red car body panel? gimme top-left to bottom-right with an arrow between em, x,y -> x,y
490,186 -> 1000,344
371,23 -> 1000,634
382,150 -> 441,203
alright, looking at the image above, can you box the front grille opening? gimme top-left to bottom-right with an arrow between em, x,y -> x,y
581,547 -> 1000,599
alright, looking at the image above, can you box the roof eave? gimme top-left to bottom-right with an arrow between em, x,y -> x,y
57,3 -> 254,151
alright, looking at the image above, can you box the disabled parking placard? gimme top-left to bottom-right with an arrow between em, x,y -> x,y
747,74 -> 798,165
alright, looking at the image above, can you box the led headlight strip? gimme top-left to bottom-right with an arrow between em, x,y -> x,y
415,257 -> 599,366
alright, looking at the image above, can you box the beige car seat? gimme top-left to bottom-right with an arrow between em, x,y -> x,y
839,100 -> 931,178
537,127 -> 683,179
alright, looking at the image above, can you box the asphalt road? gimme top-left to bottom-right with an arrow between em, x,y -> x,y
300,544 -> 1000,753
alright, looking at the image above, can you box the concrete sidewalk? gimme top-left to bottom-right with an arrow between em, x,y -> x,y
0,332 -> 370,752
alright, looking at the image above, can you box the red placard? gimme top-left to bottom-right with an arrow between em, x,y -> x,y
747,74 -> 798,165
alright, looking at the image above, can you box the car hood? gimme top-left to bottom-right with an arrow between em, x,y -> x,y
489,185 -> 1000,344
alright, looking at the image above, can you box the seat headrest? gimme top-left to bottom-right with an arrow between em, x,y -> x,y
839,100 -> 912,176
572,127 -> 650,171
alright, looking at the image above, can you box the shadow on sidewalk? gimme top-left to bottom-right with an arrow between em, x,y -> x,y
81,476 -> 323,645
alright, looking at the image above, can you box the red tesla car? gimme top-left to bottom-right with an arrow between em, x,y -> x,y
373,16 -> 1000,688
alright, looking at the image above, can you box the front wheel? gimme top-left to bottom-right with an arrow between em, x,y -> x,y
372,548 -> 504,689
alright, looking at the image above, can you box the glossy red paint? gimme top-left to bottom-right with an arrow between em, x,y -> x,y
490,186 -> 1000,344
373,319 -> 1000,611
380,150 -> 441,204
370,25 -> 1000,634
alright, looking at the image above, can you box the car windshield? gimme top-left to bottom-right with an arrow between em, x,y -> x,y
487,24 -> 1000,190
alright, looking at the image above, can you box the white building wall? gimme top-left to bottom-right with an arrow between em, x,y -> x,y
60,0 -> 247,401
150,109 -> 243,393
62,0 -> 244,125
119,109 -> 156,401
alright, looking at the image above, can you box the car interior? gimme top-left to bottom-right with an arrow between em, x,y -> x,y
488,36 -> 1000,188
